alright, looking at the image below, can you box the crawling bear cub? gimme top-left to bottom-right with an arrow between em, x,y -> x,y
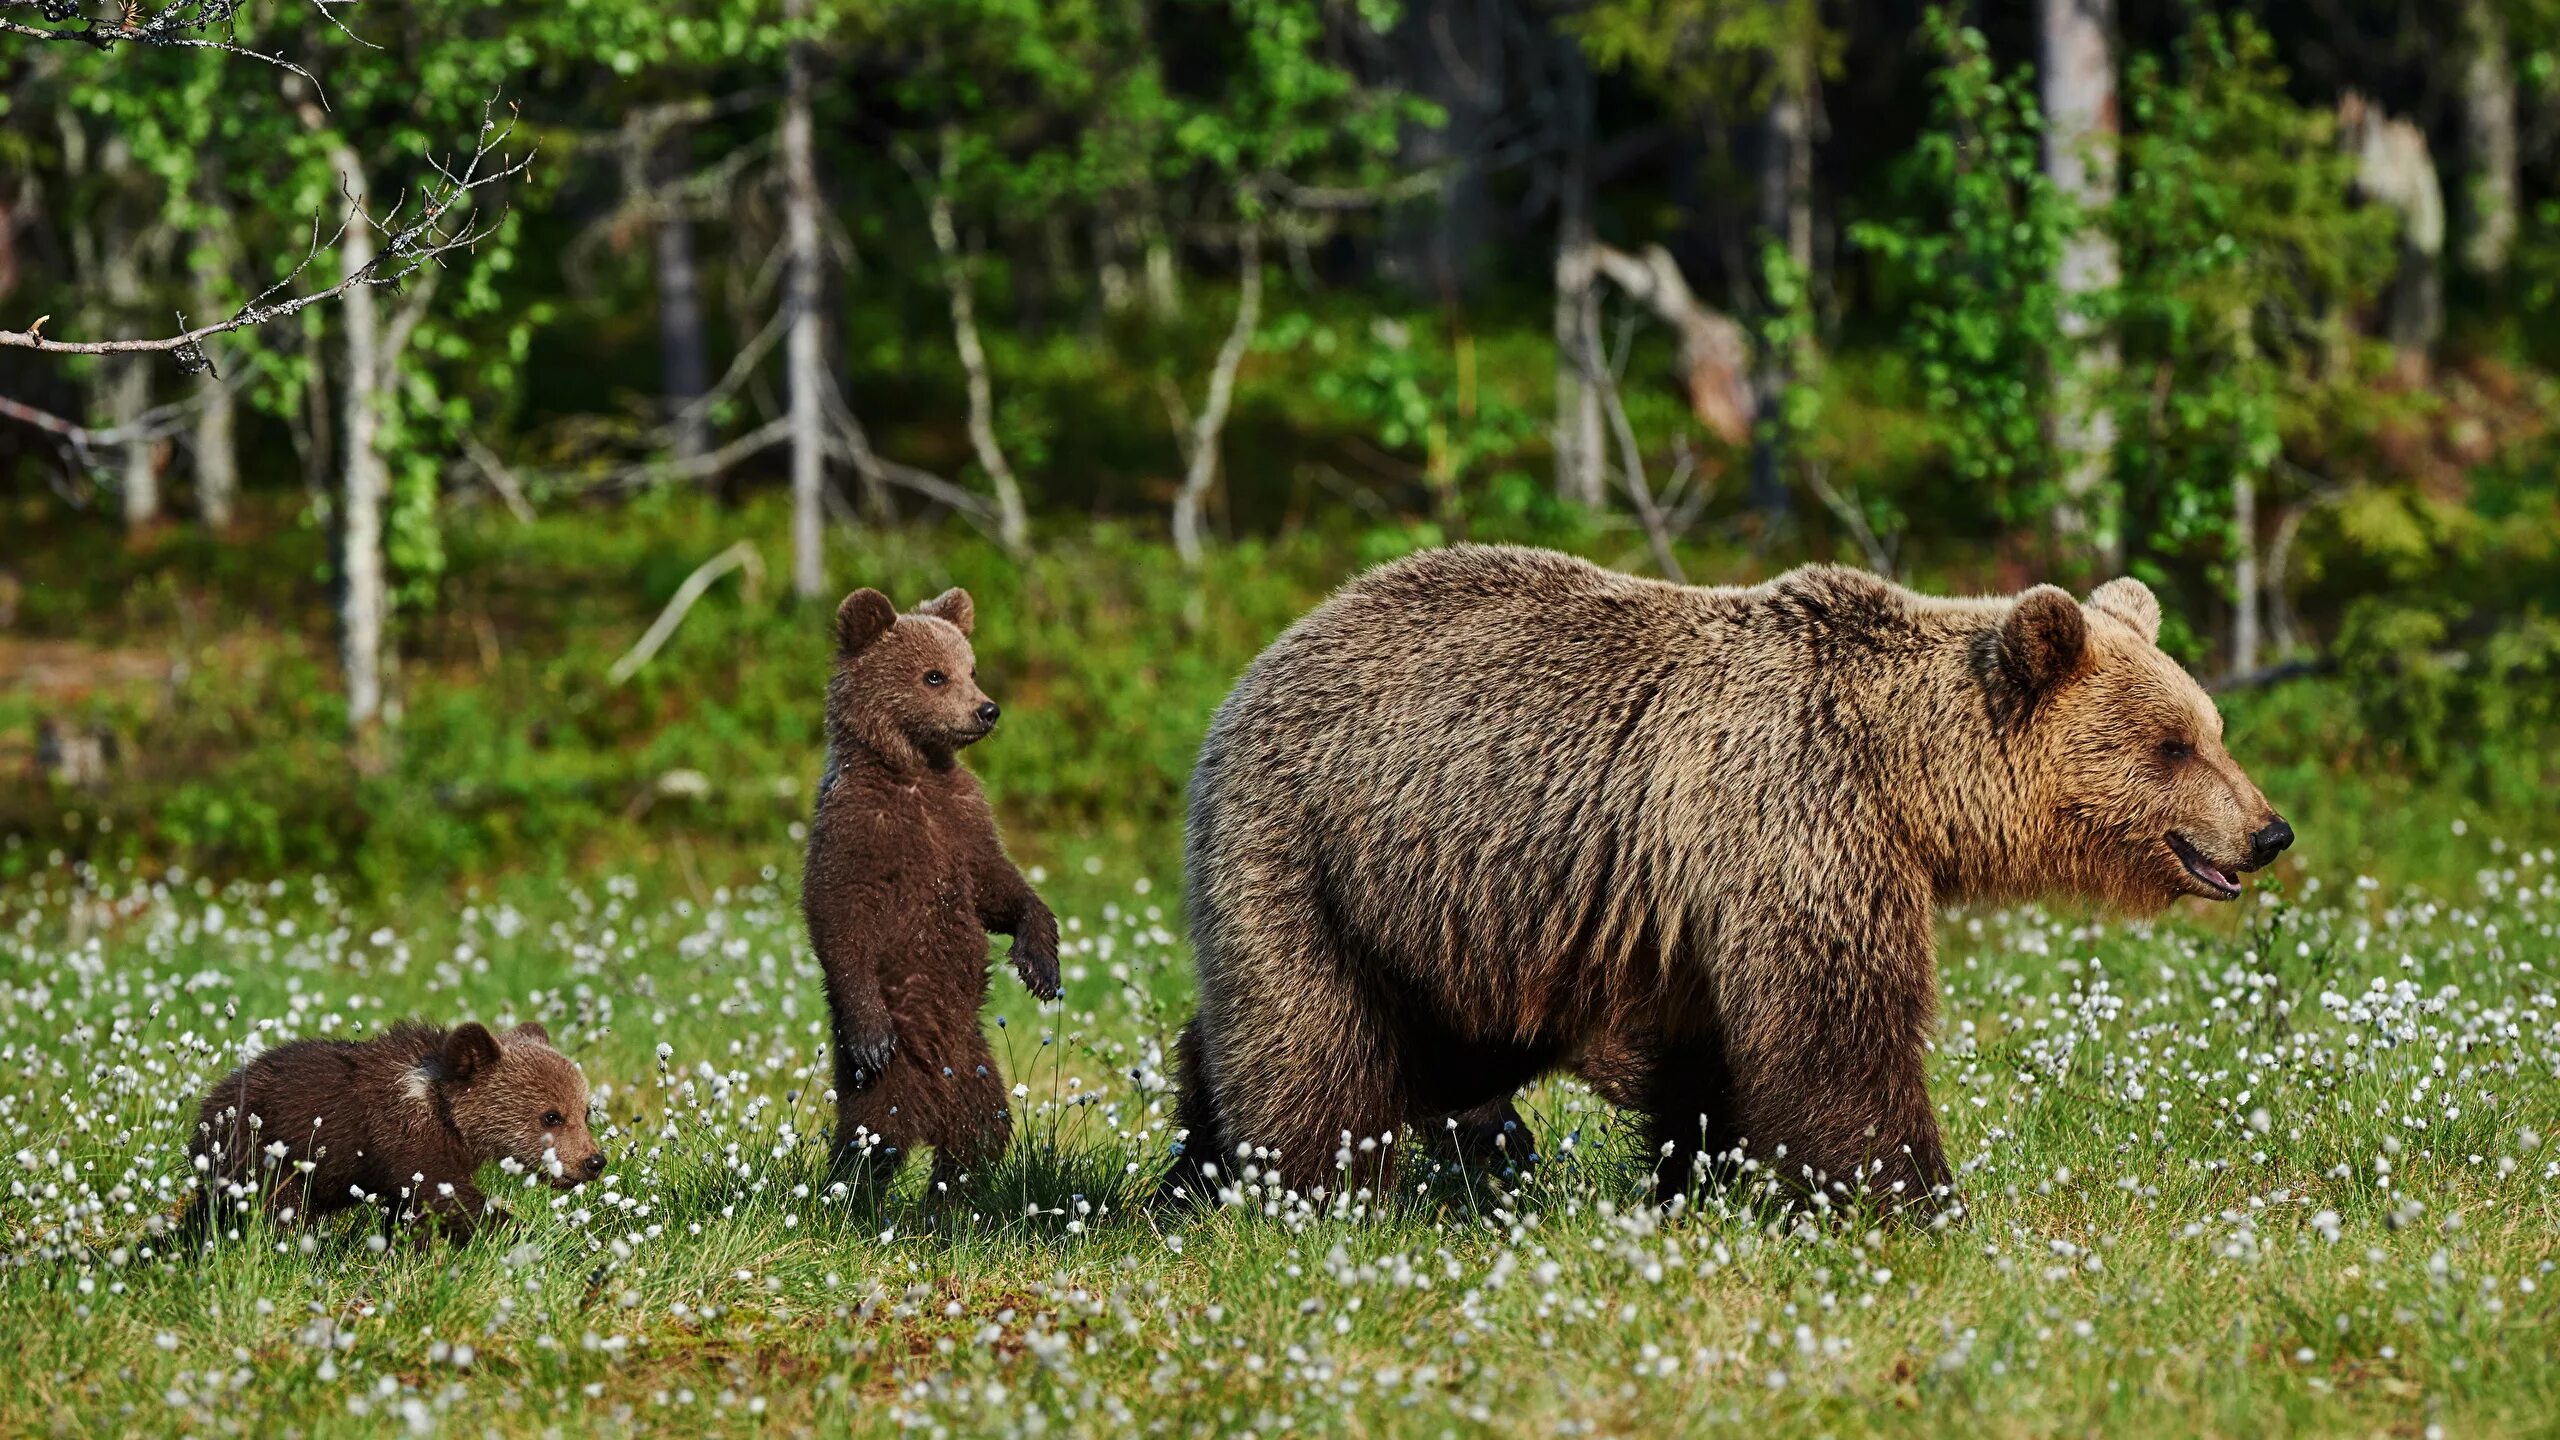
803,586 -> 1059,1190
186,1021 -> 603,1245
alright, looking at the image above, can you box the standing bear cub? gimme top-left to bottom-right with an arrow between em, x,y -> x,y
186,1020 -> 604,1245
803,586 -> 1059,1191
1170,546 -> 2292,1213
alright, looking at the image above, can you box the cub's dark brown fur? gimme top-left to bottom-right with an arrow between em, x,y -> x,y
1170,545 -> 2292,1213
187,1021 -> 603,1244
803,586 -> 1058,1191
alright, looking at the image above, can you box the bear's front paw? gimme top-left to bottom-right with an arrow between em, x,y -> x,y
843,1031 -> 897,1088
1013,943 -> 1061,1002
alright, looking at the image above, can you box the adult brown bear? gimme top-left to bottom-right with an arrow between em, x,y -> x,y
1167,546 -> 2290,1212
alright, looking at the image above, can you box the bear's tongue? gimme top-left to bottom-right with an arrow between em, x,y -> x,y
2170,833 -> 2240,895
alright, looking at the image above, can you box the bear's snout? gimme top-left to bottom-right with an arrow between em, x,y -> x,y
581,1151 -> 608,1178
974,700 -> 1001,728
2247,817 -> 2294,870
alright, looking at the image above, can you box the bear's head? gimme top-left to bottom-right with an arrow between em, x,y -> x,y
827,587 -> 1000,770
435,1022 -> 606,1188
1980,577 -> 2293,914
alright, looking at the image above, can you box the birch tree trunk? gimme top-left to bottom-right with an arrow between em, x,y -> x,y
193,224 -> 238,530
2456,0 -> 2518,278
2230,470 -> 2260,679
326,141 -> 387,730
1172,221 -> 1261,568
2041,0 -> 2120,570
1551,35 -> 1605,508
107,355 -> 156,534
654,125 -> 712,466
924,135 -> 1030,550
2341,93 -> 2445,371
97,139 -> 159,533
782,0 -> 827,601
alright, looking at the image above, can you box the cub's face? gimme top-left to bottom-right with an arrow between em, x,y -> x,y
440,1022 -> 607,1188
1989,579 -> 2293,914
827,587 -> 1001,766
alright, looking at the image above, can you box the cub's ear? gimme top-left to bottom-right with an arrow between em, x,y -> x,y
1993,585 -> 2089,698
917,587 -> 974,637
509,1021 -> 551,1045
443,1023 -> 503,1087
2087,576 -> 2161,644
836,589 -> 897,656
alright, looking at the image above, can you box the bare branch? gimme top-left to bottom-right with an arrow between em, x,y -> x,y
0,97 -> 533,358
454,430 -> 536,523
608,540 -> 766,686
822,397 -> 995,523
0,355 -> 265,465
0,0 -> 352,92
1802,460 -> 1897,578
1172,217 -> 1262,568
1594,350 -> 1687,585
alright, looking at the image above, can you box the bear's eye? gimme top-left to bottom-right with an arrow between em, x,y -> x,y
541,1110 -> 564,1128
2159,738 -> 2193,762
924,669 -> 947,688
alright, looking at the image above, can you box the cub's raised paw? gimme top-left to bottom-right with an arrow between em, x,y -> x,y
842,1032 -> 897,1088
1013,945 -> 1061,1002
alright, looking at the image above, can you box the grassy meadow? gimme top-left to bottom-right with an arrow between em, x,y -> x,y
2,506 -> 2558,1437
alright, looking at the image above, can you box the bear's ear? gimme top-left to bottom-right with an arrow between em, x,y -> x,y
835,589 -> 897,657
917,587 -> 974,637
442,1023 -> 503,1087
509,1021 -> 550,1046
2087,576 -> 2161,644
1995,585 -> 2089,698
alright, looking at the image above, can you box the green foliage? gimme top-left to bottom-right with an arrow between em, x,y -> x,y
2302,458 -> 2560,802
2108,17 -> 2394,611
1279,312 -> 1540,536
0,502 -> 1352,884
1847,12 -> 2069,527
1573,0 -> 1833,115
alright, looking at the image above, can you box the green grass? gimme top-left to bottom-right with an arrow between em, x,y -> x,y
3,793 -> 2558,1436
5,501 -> 2559,1434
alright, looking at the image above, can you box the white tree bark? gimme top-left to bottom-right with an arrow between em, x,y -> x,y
97,138 -> 159,533
782,0 -> 827,601
329,141 -> 387,730
924,135 -> 1029,551
2456,0 -> 2518,277
193,224 -> 238,529
107,354 -> 156,533
2230,471 -> 2260,679
1588,243 -> 1752,447
2042,0 -> 2120,569
2340,93 -> 2445,368
290,86 -> 394,732
1172,220 -> 1261,568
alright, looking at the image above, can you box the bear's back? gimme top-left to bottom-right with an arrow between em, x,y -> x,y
1187,547 -> 1945,1014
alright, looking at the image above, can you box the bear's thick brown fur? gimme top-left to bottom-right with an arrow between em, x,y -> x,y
803,586 -> 1058,1192
1170,545 -> 2291,1211
186,1020 -> 603,1245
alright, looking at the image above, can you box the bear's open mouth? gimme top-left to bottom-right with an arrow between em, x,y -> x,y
2166,831 -> 2242,900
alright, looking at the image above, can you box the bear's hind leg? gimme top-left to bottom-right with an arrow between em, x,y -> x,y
922,1032 -> 1013,1200
1578,1032 -> 1743,1207
831,1061 -> 922,1191
1158,1020 -> 1230,1201
1204,918 -> 1408,1202
1728,1015 -> 1950,1217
